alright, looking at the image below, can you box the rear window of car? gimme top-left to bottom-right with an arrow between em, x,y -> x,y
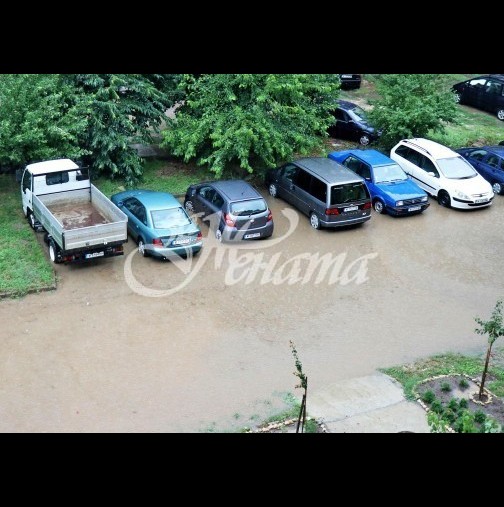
330,183 -> 369,205
151,207 -> 191,229
230,198 -> 267,216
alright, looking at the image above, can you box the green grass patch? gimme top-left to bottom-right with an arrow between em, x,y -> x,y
0,175 -> 55,297
381,348 -> 504,401
95,158 -> 212,197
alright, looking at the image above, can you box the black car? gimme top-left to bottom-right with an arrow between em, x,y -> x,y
456,145 -> 504,195
452,75 -> 504,121
184,180 -> 273,241
500,141 -> 504,146
328,100 -> 380,146
339,74 -> 362,90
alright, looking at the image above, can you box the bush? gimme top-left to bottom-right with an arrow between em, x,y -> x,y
448,398 -> 459,412
459,378 -> 470,390
474,410 -> 486,424
459,398 -> 468,409
444,409 -> 457,424
368,74 -> 458,150
431,400 -> 444,414
421,390 -> 435,404
441,382 -> 452,392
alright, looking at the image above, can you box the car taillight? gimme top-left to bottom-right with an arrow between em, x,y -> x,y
267,209 -> 273,222
225,213 -> 235,227
362,202 -> 372,210
152,238 -> 163,248
325,208 -> 339,216
197,231 -> 202,241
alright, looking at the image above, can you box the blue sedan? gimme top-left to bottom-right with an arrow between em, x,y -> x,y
111,190 -> 202,259
328,149 -> 430,215
455,146 -> 504,195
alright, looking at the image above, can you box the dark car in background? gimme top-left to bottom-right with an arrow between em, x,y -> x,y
456,146 -> 504,195
339,74 -> 362,90
184,180 -> 273,241
328,100 -> 381,146
452,75 -> 504,121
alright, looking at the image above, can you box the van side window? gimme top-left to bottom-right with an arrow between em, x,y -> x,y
295,169 -> 312,192
282,164 -> 299,182
310,176 -> 327,203
46,171 -> 69,186
406,148 -> 422,167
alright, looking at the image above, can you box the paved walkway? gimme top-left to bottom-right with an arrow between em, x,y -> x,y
309,373 -> 430,433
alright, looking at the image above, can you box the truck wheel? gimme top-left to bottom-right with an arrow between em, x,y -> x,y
49,240 -> 62,264
28,211 -> 37,230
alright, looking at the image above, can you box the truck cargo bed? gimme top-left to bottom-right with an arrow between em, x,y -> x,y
47,201 -> 110,230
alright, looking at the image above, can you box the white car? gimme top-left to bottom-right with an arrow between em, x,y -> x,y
390,138 -> 494,209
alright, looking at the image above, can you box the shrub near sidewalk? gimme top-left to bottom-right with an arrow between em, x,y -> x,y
0,175 -> 55,297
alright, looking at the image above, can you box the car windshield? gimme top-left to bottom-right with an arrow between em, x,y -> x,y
437,157 -> 478,179
330,183 -> 369,205
374,164 -> 408,183
230,198 -> 267,216
348,106 -> 368,123
151,207 -> 191,229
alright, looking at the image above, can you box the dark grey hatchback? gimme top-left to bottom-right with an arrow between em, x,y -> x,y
184,180 -> 273,241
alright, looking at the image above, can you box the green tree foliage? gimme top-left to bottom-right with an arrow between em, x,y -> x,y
65,74 -> 175,185
0,75 -> 87,168
161,74 -> 339,177
368,74 -> 458,149
0,74 -> 178,184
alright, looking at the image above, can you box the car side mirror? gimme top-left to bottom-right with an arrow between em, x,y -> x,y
15,169 -> 22,183
365,177 -> 371,182
428,172 -> 438,178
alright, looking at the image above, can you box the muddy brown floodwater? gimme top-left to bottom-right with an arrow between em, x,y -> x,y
1,193 -> 503,432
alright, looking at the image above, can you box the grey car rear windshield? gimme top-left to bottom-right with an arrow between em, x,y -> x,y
151,207 -> 191,229
437,157 -> 477,179
230,198 -> 267,216
330,183 -> 368,205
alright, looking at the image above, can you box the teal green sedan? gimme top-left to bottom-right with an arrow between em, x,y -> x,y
111,190 -> 202,259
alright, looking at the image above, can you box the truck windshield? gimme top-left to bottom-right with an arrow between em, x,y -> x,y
151,207 -> 191,229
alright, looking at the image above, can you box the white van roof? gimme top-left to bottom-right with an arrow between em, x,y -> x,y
26,159 -> 79,175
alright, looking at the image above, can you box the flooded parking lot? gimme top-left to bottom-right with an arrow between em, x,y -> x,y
1,192 -> 503,432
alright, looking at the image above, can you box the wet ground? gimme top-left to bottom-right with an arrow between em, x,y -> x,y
1,192 -> 503,432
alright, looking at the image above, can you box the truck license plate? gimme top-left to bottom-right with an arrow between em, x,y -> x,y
85,251 -> 104,259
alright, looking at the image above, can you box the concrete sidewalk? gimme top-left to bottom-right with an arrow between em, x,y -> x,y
309,373 -> 430,433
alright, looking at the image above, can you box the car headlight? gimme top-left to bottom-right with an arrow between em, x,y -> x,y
454,189 -> 469,200
396,200 -> 404,206
421,196 -> 428,202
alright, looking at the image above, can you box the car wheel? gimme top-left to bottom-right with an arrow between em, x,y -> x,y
185,200 -> 194,213
49,240 -> 61,264
268,183 -> 278,198
492,182 -> 502,195
497,109 -> 504,121
310,212 -> 321,230
138,238 -> 148,257
438,191 -> 451,208
373,200 -> 385,214
359,134 -> 371,146
215,229 -> 223,242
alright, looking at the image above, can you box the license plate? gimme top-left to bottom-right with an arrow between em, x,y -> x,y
343,206 -> 358,212
408,206 -> 421,212
244,233 -> 261,239
85,251 -> 104,259
173,239 -> 191,246
475,198 -> 487,203
341,75 -> 352,78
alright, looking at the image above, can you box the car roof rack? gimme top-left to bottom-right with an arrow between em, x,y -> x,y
402,139 -> 432,157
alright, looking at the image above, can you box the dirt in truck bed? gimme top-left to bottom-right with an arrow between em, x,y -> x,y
47,202 -> 110,230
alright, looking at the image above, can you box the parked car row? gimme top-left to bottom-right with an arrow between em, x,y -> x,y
108,134 -> 502,259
